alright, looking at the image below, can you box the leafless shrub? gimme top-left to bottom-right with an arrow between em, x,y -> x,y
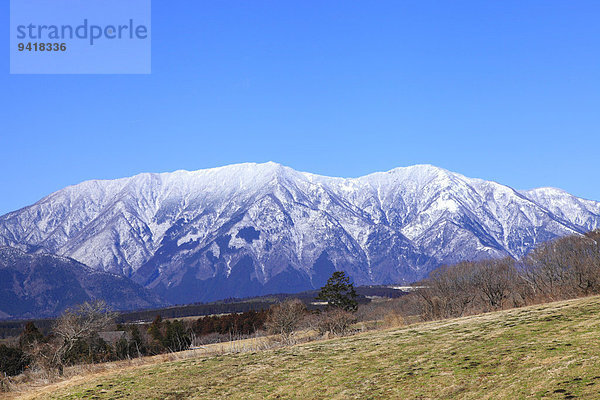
315,309 -> 357,336
265,299 -> 306,344
355,301 -> 394,323
383,312 -> 405,328
23,340 -> 60,378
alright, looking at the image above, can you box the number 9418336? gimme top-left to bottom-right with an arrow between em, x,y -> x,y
18,42 -> 67,51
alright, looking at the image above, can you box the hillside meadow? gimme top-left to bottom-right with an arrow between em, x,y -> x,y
6,295 -> 600,400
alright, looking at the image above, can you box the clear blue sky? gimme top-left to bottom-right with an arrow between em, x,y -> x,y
1,1 -> 599,215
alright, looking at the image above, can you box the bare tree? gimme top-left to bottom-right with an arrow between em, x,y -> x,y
568,234 -> 600,295
474,258 -> 518,310
52,300 -> 117,369
265,299 -> 306,344
523,239 -> 573,299
417,261 -> 479,319
437,262 -> 479,316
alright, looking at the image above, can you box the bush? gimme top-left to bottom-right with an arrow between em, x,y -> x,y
163,320 -> 192,352
0,345 -> 29,376
383,312 -> 405,328
265,299 -> 306,343
21,339 -> 59,377
410,230 -> 600,322
192,310 -> 268,337
316,309 -> 357,336
114,325 -> 148,359
18,322 -> 44,350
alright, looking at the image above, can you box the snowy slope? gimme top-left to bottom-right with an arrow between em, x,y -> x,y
1,162 -> 598,303
521,187 -> 600,232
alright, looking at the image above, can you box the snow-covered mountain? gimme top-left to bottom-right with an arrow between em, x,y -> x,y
1,162 -> 598,304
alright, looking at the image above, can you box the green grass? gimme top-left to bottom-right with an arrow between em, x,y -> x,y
28,296 -> 600,399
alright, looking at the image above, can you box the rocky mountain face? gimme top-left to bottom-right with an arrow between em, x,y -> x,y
0,247 -> 164,319
1,162 -> 599,305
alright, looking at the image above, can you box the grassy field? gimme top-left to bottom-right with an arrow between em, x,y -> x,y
10,296 -> 600,400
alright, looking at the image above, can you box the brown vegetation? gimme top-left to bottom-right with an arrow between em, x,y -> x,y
265,299 -> 306,343
314,309 -> 357,335
414,230 -> 600,320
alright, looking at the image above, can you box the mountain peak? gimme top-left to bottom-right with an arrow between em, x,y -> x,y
389,164 -> 456,179
526,186 -> 567,194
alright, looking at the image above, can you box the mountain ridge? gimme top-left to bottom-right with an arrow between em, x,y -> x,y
1,162 -> 599,304
0,246 -> 165,319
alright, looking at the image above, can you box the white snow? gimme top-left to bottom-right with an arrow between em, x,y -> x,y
0,162 -> 598,286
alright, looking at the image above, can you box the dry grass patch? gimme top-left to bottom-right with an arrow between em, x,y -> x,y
7,296 -> 600,399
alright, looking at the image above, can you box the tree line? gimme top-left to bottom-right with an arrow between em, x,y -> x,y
0,271 -> 360,380
415,230 -> 600,320
0,303 -> 271,378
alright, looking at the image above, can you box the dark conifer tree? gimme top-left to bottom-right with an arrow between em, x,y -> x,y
316,271 -> 358,312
